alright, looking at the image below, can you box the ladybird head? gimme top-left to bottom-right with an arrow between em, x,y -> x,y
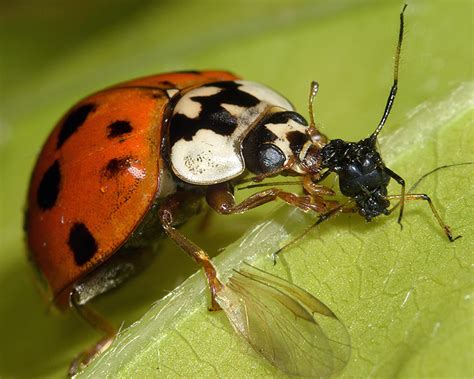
320,137 -> 391,220
242,108 -> 310,175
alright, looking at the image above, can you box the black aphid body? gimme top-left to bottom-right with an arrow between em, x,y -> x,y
320,138 -> 391,220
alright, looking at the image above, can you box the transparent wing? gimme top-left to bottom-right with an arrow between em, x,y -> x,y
215,264 -> 350,377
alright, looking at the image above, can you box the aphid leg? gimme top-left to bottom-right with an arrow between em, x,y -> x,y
271,200 -> 355,263
315,200 -> 358,226
206,182 -> 335,214
386,194 -> 460,242
159,193 -> 223,311
384,167 -> 406,228
69,293 -> 116,376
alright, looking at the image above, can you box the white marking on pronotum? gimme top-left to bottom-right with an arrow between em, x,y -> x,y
171,129 -> 243,185
237,80 -> 294,111
221,103 -> 247,118
266,119 -> 307,166
173,86 -> 222,118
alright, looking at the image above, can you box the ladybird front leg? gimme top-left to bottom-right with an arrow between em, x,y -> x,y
158,192 -> 223,311
69,293 -> 116,376
302,175 -> 340,212
206,182 -> 335,215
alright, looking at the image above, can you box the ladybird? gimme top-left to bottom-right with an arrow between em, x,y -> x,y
25,4 -> 456,375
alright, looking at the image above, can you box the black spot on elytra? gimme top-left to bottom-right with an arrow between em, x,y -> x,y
37,160 -> 61,210
102,156 -> 132,178
68,222 -> 98,266
57,103 -> 96,149
169,81 -> 260,144
107,120 -> 133,139
159,80 -> 176,88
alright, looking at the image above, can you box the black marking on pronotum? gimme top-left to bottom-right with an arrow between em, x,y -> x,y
286,130 -> 307,156
102,156 -> 133,178
107,120 -> 133,139
263,111 -> 308,127
169,81 -> 260,144
57,103 -> 96,149
37,160 -> 61,210
243,110 -> 308,174
68,222 -> 98,266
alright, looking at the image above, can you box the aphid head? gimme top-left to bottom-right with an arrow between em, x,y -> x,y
320,137 -> 391,220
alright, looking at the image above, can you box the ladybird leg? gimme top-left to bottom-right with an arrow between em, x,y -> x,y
69,292 -> 116,376
384,167 -> 406,229
386,194 -> 460,242
158,193 -> 223,311
206,182 -> 338,215
303,175 -> 336,197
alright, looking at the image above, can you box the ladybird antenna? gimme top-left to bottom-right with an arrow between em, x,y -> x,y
306,81 -> 323,143
308,81 -> 319,128
370,4 -> 407,144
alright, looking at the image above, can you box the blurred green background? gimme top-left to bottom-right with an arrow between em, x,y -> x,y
0,0 -> 472,378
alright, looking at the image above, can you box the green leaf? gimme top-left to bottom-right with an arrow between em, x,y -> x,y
0,1 -> 472,378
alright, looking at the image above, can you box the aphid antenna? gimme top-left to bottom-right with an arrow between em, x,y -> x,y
369,4 -> 407,144
407,162 -> 474,193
